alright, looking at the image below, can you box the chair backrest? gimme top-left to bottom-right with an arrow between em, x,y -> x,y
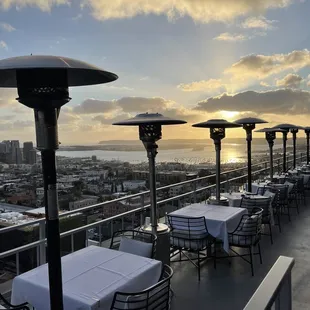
304,174 -> 310,185
167,215 -> 208,239
268,184 -> 288,202
240,197 -> 271,217
110,230 -> 157,258
234,207 -> 263,242
110,264 -> 173,310
263,190 -> 275,204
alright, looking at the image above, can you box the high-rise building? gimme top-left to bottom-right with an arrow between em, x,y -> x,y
0,142 -> 6,153
2,140 -> 11,153
11,140 -> 22,164
28,149 -> 37,165
23,141 -> 34,164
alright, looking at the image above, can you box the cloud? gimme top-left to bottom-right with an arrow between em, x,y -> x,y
225,49 -> 310,81
178,79 -> 226,92
260,81 -> 270,87
72,98 -> 119,114
58,111 -> 82,124
13,120 -> 33,128
83,0 -> 296,24
0,0 -> 69,12
276,73 -> 303,88
194,88 -> 310,115
178,49 -> 310,94
114,97 -> 173,113
72,96 -> 201,123
241,16 -> 277,30
213,32 -> 248,42
0,41 -> 8,50
92,113 -> 132,125
89,97 -> 202,125
0,22 -> 15,32
72,13 -> 82,21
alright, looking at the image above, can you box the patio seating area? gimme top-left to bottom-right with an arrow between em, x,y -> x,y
170,193 -> 310,309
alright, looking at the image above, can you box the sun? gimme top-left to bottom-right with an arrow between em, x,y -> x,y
220,111 -> 240,120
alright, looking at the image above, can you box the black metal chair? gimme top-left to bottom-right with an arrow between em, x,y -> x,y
110,229 -> 157,259
296,176 -> 306,206
265,186 -> 283,232
268,184 -> 290,222
240,196 -> 273,244
0,294 -> 29,310
110,264 -> 173,310
228,207 -> 263,276
167,215 -> 216,281
286,179 -> 299,214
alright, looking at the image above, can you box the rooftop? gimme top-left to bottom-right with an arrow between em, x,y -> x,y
0,154 -> 306,309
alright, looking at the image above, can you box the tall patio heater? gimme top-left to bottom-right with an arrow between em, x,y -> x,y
192,119 -> 241,205
304,127 -> 310,165
0,55 -> 118,310
234,117 -> 267,193
273,124 -> 301,170
113,113 -> 186,234
255,128 -> 285,180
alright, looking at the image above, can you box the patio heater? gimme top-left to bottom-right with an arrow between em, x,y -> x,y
255,128 -> 285,180
0,55 -> 118,310
304,127 -> 310,165
273,124 -> 301,170
192,119 -> 241,205
234,117 -> 267,193
113,113 -> 186,235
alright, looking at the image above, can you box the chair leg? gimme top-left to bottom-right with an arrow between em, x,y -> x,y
268,223 -> 273,245
249,246 -> 254,276
179,249 -> 181,261
287,204 -> 291,222
258,243 -> 262,264
213,242 -> 216,269
295,195 -> 300,214
277,212 -> 282,233
197,251 -> 200,281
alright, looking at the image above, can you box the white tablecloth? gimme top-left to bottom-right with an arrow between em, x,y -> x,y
169,203 -> 246,252
248,182 -> 268,194
221,192 -> 275,225
11,246 -> 162,310
221,192 -> 264,207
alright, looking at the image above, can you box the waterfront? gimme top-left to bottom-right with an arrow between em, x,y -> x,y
57,143 -> 284,164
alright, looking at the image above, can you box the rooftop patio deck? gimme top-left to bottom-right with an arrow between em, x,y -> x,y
0,154 -> 306,309
170,196 -> 310,310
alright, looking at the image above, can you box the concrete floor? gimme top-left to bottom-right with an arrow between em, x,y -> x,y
170,199 -> 310,310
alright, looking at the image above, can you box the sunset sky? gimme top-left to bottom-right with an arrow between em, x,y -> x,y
0,0 -> 309,144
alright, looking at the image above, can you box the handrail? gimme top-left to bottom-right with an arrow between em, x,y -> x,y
0,154 -> 291,233
243,256 -> 295,310
0,152 -> 305,267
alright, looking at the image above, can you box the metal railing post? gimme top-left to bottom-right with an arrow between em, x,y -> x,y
39,220 -> 46,265
193,181 -> 197,203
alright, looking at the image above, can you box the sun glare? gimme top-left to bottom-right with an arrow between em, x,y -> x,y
220,111 -> 240,120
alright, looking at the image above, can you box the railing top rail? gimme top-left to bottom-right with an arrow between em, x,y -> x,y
0,153 -> 306,260
243,256 -> 295,310
0,153 -> 304,234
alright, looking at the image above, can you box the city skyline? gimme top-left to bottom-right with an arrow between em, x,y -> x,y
0,1 -> 309,143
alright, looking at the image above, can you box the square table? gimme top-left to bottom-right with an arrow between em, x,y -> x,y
169,203 -> 247,252
11,246 -> 162,310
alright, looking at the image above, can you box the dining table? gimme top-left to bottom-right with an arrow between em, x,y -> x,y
11,245 -> 162,310
169,203 -> 247,252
